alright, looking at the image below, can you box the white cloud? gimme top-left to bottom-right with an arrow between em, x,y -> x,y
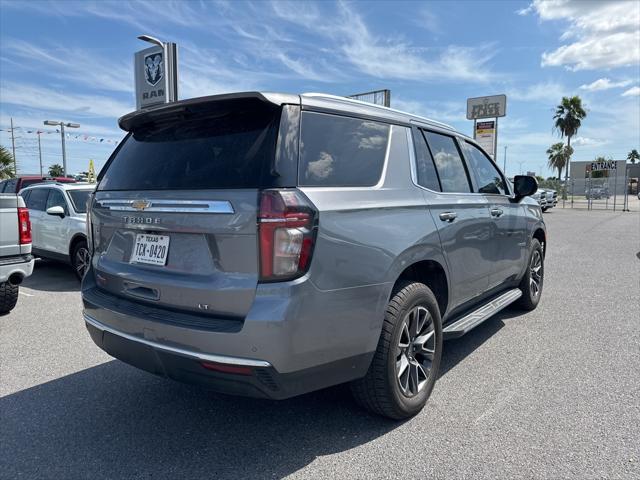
3,39 -> 133,93
571,136 -> 606,147
1,81 -> 132,118
579,78 -> 632,92
521,0 -> 640,70
621,86 -> 640,97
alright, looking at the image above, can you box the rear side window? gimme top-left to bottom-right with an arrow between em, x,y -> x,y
4,179 -> 17,193
413,129 -> 441,191
462,142 -> 507,195
98,100 -> 281,191
26,188 -> 48,211
299,112 -> 389,187
423,131 -> 471,193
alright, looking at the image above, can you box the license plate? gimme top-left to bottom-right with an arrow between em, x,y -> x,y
130,234 -> 170,266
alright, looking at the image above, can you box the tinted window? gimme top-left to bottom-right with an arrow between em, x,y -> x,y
413,129 -> 441,191
423,132 -> 470,193
0,180 -> 6,192
26,188 -> 49,211
21,179 -> 44,189
68,190 -> 92,213
98,101 -> 281,191
462,142 -> 507,195
46,189 -> 68,212
19,190 -> 31,203
4,179 -> 17,193
299,112 -> 389,187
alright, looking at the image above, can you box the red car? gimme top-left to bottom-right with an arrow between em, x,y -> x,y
0,176 -> 76,194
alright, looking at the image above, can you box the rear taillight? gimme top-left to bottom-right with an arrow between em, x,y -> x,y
18,207 -> 31,244
258,189 -> 317,282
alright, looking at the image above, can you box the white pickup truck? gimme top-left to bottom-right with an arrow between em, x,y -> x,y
0,193 -> 34,313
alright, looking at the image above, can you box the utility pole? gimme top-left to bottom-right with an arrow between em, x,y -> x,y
37,131 -> 43,177
503,145 -> 507,174
10,117 -> 17,175
44,120 -> 80,177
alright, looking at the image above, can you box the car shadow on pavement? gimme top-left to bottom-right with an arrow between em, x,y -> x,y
21,258 -> 79,292
1,309 -> 520,479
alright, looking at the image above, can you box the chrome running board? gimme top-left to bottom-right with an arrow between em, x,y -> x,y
443,288 -> 522,340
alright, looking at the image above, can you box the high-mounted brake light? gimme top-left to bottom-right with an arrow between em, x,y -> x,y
258,189 -> 317,282
17,207 -> 31,245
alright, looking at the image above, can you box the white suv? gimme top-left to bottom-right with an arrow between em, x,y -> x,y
19,183 -> 93,280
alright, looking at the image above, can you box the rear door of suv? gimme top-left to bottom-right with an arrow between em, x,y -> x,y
413,127 -> 493,310
89,96 -> 296,320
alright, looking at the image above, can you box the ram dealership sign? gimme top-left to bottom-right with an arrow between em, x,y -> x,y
134,43 -> 178,110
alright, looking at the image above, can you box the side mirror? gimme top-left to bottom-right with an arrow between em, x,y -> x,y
46,205 -> 65,218
513,175 -> 538,200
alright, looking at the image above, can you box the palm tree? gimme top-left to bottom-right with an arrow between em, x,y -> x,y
546,143 -> 567,180
627,149 -> 640,164
0,145 -> 15,179
554,96 -> 586,200
48,164 -> 64,177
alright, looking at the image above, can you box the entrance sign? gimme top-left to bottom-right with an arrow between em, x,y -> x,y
134,43 -> 178,110
466,94 -> 507,120
589,159 -> 618,171
475,120 -> 496,159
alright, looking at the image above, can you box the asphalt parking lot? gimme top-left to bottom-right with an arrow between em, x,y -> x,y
1,206 -> 639,479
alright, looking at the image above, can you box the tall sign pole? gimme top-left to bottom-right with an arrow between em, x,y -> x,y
467,95 -> 507,164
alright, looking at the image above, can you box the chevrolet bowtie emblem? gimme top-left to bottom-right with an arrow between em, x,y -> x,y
131,200 -> 151,211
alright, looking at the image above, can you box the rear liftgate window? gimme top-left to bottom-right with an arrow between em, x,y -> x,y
98,100 -> 282,191
298,112 -> 390,187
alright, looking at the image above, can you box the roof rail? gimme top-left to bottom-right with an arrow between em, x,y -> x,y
301,92 -> 456,131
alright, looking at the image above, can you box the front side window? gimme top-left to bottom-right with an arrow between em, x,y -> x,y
462,142 -> 507,195
67,190 -> 92,214
423,131 -> 471,193
25,188 -> 49,211
299,112 -> 389,187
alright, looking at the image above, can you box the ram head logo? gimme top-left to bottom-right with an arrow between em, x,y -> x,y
144,53 -> 163,86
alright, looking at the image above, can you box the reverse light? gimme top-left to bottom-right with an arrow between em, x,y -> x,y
258,189 -> 318,282
17,207 -> 31,244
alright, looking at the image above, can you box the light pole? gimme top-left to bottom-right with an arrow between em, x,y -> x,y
44,120 -> 80,177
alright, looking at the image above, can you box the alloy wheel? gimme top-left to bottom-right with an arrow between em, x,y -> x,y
396,306 -> 436,397
75,247 -> 90,279
529,250 -> 542,297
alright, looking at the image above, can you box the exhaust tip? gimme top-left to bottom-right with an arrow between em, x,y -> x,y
8,273 -> 23,286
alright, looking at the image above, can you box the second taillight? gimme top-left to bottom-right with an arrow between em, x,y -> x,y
258,189 -> 317,282
18,207 -> 31,244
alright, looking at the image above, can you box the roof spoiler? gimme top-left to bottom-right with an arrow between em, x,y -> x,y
118,92 -> 300,131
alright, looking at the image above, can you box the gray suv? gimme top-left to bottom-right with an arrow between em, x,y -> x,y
82,92 -> 545,419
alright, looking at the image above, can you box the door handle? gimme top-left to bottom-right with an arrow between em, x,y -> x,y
490,208 -> 504,217
439,212 -> 457,222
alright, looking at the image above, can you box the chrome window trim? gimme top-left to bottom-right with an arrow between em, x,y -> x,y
84,313 -> 271,367
406,128 -> 512,199
96,199 -> 234,213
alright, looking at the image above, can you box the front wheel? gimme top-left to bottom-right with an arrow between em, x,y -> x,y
0,282 -> 19,314
350,281 -> 443,420
514,238 -> 544,311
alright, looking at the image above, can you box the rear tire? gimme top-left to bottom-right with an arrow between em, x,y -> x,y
0,282 -> 19,314
71,239 -> 90,281
514,238 -> 544,311
350,281 -> 443,420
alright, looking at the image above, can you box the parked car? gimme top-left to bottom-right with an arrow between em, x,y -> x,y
585,186 -> 611,200
19,183 -> 93,280
539,188 -> 557,211
82,92 -> 546,419
531,190 -> 547,209
0,176 -> 76,194
0,193 -> 34,314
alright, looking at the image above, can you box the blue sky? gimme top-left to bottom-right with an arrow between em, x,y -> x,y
1,0 -> 639,178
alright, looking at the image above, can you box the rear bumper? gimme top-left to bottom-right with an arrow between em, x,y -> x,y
81,271 -> 387,399
84,312 -> 373,399
0,254 -> 34,283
